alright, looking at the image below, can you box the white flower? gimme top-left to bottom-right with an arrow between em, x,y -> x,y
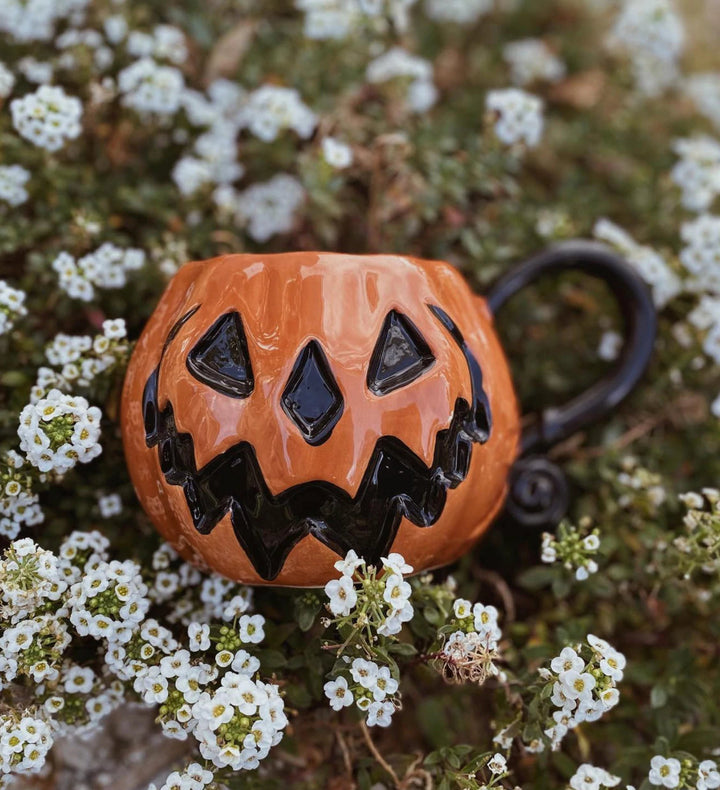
325,575 -> 357,616
697,760 -> 720,790
598,687 -> 620,710
472,603 -> 499,632
559,669 -> 596,701
0,62 -> 15,98
11,86 -> 83,152
598,331 -> 622,362
366,700 -> 394,727
334,549 -> 364,576
63,665 -> 95,695
372,666 -> 398,701
322,137 -> 353,169
569,764 -> 621,790
231,649 -> 260,676
648,756 -> 682,788
488,753 -> 507,775
102,318 -> 127,340
350,658 -> 378,689
188,622 -> 211,651
381,553 -> 413,576
383,573 -> 411,608
598,649 -> 626,682
366,48 -> 437,114
0,165 -> 30,207
324,675 -> 354,711
453,598 -> 472,619
238,614 -> 265,644
98,493 -> 122,518
503,39 -> 566,87
550,647 -> 584,675
486,88 -> 544,148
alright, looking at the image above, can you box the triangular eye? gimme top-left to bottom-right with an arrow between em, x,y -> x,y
187,312 -> 254,398
367,311 -> 435,395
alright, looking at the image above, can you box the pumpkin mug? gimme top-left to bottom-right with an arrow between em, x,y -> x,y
121,241 -> 656,586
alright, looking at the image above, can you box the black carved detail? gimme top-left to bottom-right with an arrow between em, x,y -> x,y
427,304 -> 492,442
142,302 -> 494,580
281,341 -> 344,446
187,311 -> 254,398
367,310 -> 435,396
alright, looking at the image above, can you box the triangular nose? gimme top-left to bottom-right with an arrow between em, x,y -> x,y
281,340 -> 344,446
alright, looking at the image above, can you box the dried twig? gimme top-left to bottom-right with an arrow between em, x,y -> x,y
360,720 -> 401,788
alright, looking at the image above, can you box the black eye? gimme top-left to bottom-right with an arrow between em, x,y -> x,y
367,310 -> 435,395
187,312 -> 254,398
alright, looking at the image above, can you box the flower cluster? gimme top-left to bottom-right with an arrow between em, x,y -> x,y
485,88 -> 544,148
122,619 -> 287,771
0,533 -> 285,785
118,58 -> 185,116
0,451 -> 44,541
10,85 -> 83,151
614,456 -> 668,513
52,243 -> 145,301
67,556 -> 149,641
0,713 -> 53,777
241,85 -> 317,143
321,552 -> 415,727
686,72 -> 720,132
648,755 -> 720,789
541,519 -> 602,581
324,550 -> 414,635
671,136 -> 720,212
17,389 -> 102,473
660,489 -> 720,597
0,0 -> 90,43
126,24 -> 188,65
32,318 -> 129,398
594,218 -> 682,307
324,657 -> 400,727
0,279 -> 27,336
538,635 -> 626,750
0,165 -> 30,207
503,39 -> 566,87
608,0 -> 685,96
435,597 -> 503,684
147,542 -> 256,629
215,174 -> 306,243
366,47 -> 437,113
424,0 -> 492,23
296,0 -> 416,40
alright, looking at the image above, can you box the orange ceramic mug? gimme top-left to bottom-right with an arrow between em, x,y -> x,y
121,242 -> 656,586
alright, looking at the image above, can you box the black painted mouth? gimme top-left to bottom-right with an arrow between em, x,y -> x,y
142,304 -> 492,581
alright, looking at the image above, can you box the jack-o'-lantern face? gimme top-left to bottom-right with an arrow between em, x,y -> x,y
121,253 -> 520,586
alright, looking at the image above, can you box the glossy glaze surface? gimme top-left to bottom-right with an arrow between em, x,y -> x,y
121,252 -> 520,586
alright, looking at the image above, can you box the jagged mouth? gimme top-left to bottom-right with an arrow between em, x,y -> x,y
142,304 -> 492,581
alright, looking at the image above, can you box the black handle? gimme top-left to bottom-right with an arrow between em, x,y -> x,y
486,239 -> 657,527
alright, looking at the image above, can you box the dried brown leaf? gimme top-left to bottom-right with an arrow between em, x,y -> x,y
204,20 -> 258,85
